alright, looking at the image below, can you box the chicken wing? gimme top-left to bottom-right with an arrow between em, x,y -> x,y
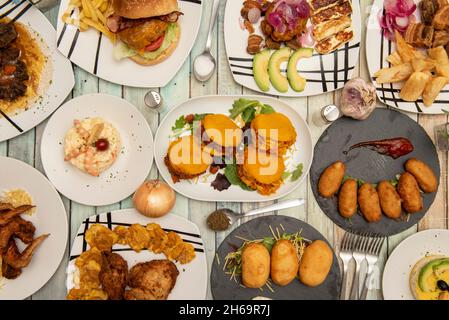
3,234 -> 49,269
0,205 -> 34,226
0,217 -> 35,254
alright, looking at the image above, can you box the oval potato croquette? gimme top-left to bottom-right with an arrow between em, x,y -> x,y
270,239 -> 299,286
242,243 -> 270,288
397,172 -> 423,213
377,181 -> 402,219
358,183 -> 382,222
299,240 -> 333,287
318,161 -> 346,198
405,158 -> 438,193
338,179 -> 358,218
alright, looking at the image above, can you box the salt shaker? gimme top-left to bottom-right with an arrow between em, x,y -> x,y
312,104 -> 341,127
144,91 -> 163,112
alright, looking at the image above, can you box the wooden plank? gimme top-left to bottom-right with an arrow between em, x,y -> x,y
418,114 -> 447,230
215,0 -> 242,247
188,0 -> 218,300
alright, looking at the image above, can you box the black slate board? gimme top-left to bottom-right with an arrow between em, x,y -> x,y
210,215 -> 341,300
310,109 -> 440,236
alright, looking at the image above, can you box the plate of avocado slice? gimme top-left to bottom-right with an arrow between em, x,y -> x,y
382,229 -> 449,300
224,0 -> 361,97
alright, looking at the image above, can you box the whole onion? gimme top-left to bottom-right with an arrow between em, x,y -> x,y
132,180 -> 176,218
339,78 -> 377,120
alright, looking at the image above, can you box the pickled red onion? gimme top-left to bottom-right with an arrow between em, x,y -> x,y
379,0 -> 416,40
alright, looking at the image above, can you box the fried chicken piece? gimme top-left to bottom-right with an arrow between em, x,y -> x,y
0,203 -> 14,212
1,253 -> 21,279
3,234 -> 49,269
10,216 -> 35,244
124,260 -> 179,300
0,205 -> 34,226
99,252 -> 128,300
0,217 -> 36,254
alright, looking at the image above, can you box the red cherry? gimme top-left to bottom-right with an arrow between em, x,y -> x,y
95,138 -> 109,151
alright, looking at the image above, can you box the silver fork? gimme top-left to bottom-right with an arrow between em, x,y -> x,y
338,233 -> 354,300
349,234 -> 369,300
360,236 -> 385,300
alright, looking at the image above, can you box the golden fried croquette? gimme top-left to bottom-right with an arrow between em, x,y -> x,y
377,181 -> 402,219
242,242 -> 271,289
299,240 -> 333,287
358,183 -> 382,223
338,178 -> 358,218
397,172 -> 423,213
99,252 -> 128,300
124,260 -> 179,300
405,158 -> 438,193
318,161 -> 346,198
270,239 -> 299,286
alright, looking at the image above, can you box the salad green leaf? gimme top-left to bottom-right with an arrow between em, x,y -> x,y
224,163 -> 253,191
291,163 -> 304,182
229,98 -> 275,123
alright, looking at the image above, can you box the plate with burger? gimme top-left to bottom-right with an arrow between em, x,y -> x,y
56,0 -> 202,88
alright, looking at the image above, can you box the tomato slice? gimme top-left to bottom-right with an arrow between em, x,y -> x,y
145,35 -> 165,52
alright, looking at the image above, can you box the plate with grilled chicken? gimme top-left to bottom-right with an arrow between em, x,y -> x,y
66,209 -> 207,300
367,0 -> 449,114
0,156 -> 68,300
224,0 -> 361,97
0,0 -> 74,142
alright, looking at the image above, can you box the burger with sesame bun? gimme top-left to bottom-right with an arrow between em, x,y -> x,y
106,0 -> 182,66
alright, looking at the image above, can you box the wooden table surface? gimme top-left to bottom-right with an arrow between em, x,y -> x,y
4,0 -> 448,300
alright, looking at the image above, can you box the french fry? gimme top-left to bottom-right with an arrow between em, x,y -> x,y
395,30 -> 416,63
436,64 -> 449,78
428,46 -> 449,65
399,72 -> 431,102
423,77 -> 447,106
387,51 -> 402,66
61,0 -> 113,40
374,63 -> 413,84
411,57 -> 435,72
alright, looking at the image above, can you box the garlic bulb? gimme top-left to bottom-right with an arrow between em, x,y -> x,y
132,180 -> 176,218
339,78 -> 377,120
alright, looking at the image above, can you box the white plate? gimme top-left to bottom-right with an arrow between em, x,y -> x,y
40,94 -> 154,206
56,0 -> 202,88
224,0 -> 361,97
0,0 -> 74,142
66,209 -> 207,300
0,156 -> 68,300
154,95 -> 313,202
382,229 -> 449,300
366,0 -> 448,114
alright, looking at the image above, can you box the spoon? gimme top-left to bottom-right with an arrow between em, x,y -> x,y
193,0 -> 221,82
207,198 -> 305,231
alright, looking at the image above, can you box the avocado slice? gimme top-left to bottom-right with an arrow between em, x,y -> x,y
253,50 -> 271,92
419,258 -> 446,292
434,259 -> 449,277
287,48 -> 313,92
268,47 -> 291,93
